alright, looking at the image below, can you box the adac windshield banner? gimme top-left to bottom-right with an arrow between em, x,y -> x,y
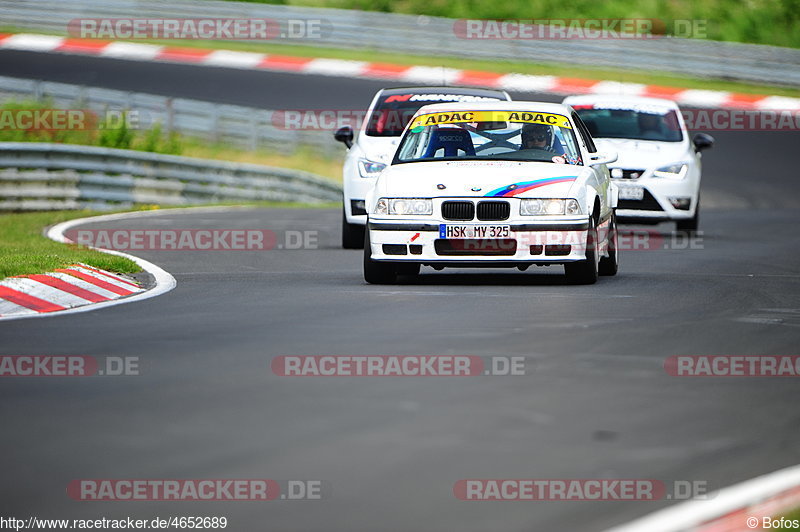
409,110 -> 572,130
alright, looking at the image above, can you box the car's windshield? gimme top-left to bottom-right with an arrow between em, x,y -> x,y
393,110 -> 583,165
572,104 -> 683,142
365,93 -> 505,137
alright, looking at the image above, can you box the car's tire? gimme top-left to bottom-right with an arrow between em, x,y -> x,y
564,216 -> 599,285
342,207 -> 365,249
676,200 -> 699,236
363,229 -> 398,284
598,212 -> 619,277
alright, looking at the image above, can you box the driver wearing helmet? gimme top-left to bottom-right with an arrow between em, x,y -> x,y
520,123 -> 565,154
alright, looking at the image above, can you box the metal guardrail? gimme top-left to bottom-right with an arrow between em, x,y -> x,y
0,142 -> 342,210
0,76 -> 342,158
0,0 -> 798,86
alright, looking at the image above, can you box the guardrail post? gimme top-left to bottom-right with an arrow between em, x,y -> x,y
166,98 -> 174,135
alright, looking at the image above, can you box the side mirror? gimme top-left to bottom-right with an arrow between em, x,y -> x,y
334,126 -> 354,149
589,150 -> 618,166
693,133 -> 714,152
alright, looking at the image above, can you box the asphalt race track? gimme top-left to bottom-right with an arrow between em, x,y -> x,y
1,50 -> 800,531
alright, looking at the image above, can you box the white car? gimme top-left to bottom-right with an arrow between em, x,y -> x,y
562,95 -> 714,233
334,86 -> 511,248
363,101 -> 619,285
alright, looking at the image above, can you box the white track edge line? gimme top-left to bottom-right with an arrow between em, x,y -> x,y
604,463 -> 800,532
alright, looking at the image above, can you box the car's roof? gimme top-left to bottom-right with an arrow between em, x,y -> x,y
562,94 -> 680,110
412,101 -> 573,115
378,86 -> 510,98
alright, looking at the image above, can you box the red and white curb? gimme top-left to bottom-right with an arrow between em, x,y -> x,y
1,33 -> 798,111
0,210 -> 177,321
605,464 -> 800,532
0,263 -> 143,317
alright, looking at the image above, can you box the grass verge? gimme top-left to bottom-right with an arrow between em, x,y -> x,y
778,508 -> 800,529
0,210 -> 142,279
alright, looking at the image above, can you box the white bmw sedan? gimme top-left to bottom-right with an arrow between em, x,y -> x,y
364,101 -> 620,285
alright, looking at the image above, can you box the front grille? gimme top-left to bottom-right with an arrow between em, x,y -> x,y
618,189 -> 663,211
441,201 -> 475,221
476,200 -> 510,221
435,239 -> 517,256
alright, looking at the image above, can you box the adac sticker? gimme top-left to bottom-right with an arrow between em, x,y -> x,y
409,110 -> 572,130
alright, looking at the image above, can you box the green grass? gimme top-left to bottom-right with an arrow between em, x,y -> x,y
2,26 -> 798,98
0,210 -> 142,279
211,0 -> 800,49
778,508 -> 800,529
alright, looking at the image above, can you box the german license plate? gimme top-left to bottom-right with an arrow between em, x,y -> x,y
440,224 -> 511,238
618,185 -> 644,200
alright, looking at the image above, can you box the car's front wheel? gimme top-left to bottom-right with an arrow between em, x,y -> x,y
598,212 -> 619,276
564,217 -> 599,285
342,207 -> 365,249
363,229 -> 398,284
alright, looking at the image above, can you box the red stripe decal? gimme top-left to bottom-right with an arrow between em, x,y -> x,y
503,177 -> 576,197
25,275 -> 111,303
55,269 -> 134,296
74,265 -> 139,288
0,286 -> 66,313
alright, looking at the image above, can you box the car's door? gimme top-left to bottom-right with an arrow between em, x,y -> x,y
571,112 -> 611,218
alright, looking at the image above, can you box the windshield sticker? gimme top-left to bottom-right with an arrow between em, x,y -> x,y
385,94 -> 503,103
410,111 -> 572,129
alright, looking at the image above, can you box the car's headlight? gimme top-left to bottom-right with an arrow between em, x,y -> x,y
358,159 -> 387,178
520,198 -> 581,216
374,198 -> 433,216
652,163 -> 688,180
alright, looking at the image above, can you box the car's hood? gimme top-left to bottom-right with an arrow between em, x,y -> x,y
595,138 -> 689,169
357,134 -> 401,163
377,161 -> 587,198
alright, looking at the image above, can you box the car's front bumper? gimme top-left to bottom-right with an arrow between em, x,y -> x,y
613,177 -> 698,222
343,177 -> 377,226
367,217 -> 596,264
